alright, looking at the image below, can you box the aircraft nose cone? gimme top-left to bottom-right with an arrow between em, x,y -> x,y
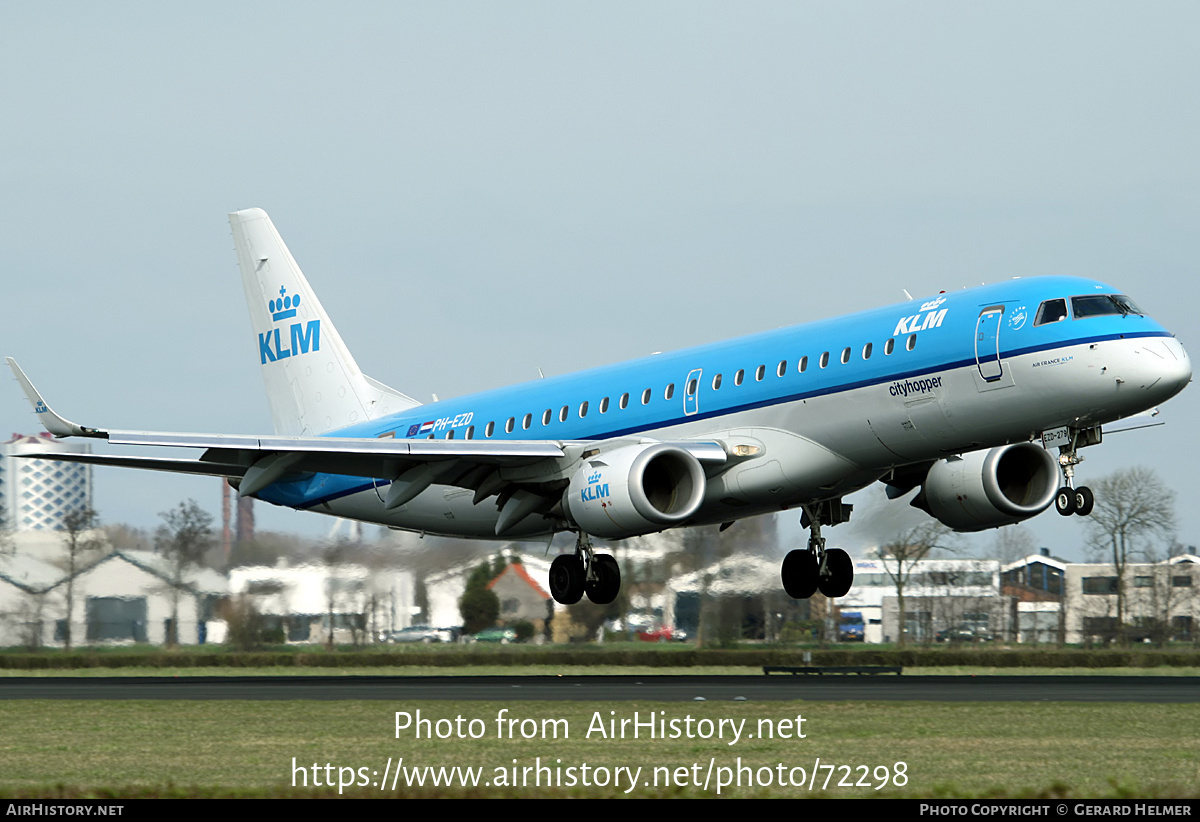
1149,337 -> 1191,400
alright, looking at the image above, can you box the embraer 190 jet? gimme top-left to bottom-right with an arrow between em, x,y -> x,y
8,209 -> 1191,606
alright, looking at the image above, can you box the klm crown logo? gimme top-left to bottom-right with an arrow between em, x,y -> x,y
259,284 -> 321,365
269,286 -> 300,321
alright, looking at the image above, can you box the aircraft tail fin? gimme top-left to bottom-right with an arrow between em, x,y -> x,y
229,208 -> 420,436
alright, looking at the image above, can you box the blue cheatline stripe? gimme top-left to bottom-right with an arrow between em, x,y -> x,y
268,330 -> 1169,511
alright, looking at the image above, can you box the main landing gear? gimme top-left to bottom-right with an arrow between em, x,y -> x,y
1054,436 -> 1095,517
781,502 -> 853,600
549,532 -> 621,606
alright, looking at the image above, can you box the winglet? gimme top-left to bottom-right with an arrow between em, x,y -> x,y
5,358 -> 106,438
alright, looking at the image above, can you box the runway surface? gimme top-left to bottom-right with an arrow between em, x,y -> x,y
1,674 -> 1196,702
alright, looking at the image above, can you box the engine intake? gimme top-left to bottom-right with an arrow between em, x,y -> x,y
919,442 -> 1059,531
564,443 -> 707,539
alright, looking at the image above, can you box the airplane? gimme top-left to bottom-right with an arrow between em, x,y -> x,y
7,208 -> 1192,607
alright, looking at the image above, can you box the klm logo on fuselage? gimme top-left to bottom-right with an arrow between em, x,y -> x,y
259,286 -> 321,365
893,297 -> 949,337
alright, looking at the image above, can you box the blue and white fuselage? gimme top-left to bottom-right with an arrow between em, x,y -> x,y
7,209 -> 1190,604
259,274 -> 1189,540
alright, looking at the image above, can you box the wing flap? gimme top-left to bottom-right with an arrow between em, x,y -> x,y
109,429 -> 567,459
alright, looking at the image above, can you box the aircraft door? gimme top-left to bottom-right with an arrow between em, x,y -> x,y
975,306 -> 1004,382
683,369 -> 702,416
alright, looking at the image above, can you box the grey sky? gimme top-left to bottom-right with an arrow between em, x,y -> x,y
3,3 -> 1197,559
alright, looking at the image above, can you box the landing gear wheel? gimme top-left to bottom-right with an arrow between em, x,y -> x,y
818,548 -> 854,598
781,550 -> 819,599
1055,487 -> 1077,516
586,554 -> 621,605
549,554 -> 585,605
1074,486 -> 1094,517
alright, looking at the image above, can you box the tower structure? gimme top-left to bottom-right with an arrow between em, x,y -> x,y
0,434 -> 92,532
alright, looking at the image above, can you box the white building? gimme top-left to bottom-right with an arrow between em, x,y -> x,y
1000,553 -> 1069,644
0,433 -> 92,535
42,550 -> 227,646
1063,554 -> 1199,644
0,551 -> 64,647
229,561 -> 414,643
848,557 -> 1002,643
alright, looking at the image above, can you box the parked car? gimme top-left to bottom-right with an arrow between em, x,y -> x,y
935,626 -> 994,643
471,627 -> 518,644
383,625 -> 453,644
637,626 -> 688,642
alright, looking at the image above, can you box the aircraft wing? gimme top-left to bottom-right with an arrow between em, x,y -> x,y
7,358 -> 725,513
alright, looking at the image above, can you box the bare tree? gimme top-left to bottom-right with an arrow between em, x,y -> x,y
0,508 -> 14,555
156,500 -> 215,647
59,507 -> 104,651
990,526 -> 1036,564
323,539 -> 367,647
1134,547 -> 1198,646
877,521 -> 952,645
1084,467 -> 1176,639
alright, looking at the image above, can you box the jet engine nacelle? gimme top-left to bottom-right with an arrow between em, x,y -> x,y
563,443 -> 707,539
920,442 -> 1060,531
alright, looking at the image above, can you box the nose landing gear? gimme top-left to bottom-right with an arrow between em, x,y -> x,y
1054,434 -> 1095,517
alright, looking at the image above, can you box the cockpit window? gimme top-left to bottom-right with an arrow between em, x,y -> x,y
1071,294 -> 1144,319
1034,299 -> 1068,326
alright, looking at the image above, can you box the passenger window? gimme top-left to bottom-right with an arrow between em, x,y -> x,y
485,421 -> 495,437
840,347 -> 851,364
798,356 -> 808,373
619,393 -> 629,409
466,426 -> 474,440
687,378 -> 698,395
862,342 -> 873,360
906,334 -> 917,351
1035,299 -> 1068,326
712,373 -> 722,390
522,413 -> 532,430
559,405 -> 569,422
735,369 -> 745,386
777,360 -> 787,377
542,409 -> 552,426
884,338 -> 894,355
755,365 -> 765,381
819,352 -> 829,368
505,417 -> 515,434
664,383 -> 675,400
600,397 -> 610,413
579,401 -> 588,417
641,388 -> 651,405
446,429 -> 454,439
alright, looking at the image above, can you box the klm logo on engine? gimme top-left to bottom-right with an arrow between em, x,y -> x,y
259,286 -> 321,364
581,471 -> 609,502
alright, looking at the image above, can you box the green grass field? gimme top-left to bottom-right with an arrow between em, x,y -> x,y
0,700 -> 1195,798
